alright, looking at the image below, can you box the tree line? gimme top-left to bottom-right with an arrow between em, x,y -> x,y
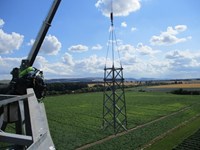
46,82 -> 89,95
0,82 -> 136,96
0,82 -> 104,96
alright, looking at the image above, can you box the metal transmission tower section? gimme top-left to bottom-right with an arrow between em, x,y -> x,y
102,8 -> 127,134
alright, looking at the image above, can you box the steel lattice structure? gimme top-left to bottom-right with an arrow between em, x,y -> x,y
102,1 -> 127,133
102,65 -> 127,133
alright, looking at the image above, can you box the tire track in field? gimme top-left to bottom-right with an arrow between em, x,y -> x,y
140,114 -> 200,150
76,105 -> 192,150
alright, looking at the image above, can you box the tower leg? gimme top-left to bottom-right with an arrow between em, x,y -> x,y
102,66 -> 127,134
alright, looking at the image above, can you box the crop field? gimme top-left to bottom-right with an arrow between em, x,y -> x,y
145,83 -> 200,93
43,89 -> 200,150
149,83 -> 200,89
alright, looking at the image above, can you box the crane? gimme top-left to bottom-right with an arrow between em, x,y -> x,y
0,0 -> 61,149
10,0 -> 61,99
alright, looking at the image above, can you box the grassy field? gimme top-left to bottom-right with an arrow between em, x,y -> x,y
149,83 -> 200,89
145,116 -> 200,150
145,83 -> 200,93
43,89 -> 200,150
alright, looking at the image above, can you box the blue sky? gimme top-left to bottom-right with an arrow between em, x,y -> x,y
0,0 -> 200,79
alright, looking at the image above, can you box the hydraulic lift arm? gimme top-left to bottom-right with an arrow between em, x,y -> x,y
21,0 -> 61,69
9,0 -> 61,99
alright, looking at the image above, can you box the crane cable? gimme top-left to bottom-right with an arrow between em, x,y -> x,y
105,0 -> 122,68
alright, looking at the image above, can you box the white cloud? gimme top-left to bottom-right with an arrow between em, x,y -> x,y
187,36 -> 192,40
118,43 -> 159,56
75,55 -> 106,74
0,19 -> 5,28
118,44 -> 136,54
119,46 -> 200,79
0,54 -> 105,79
0,56 -> 21,79
92,44 -> 103,50
122,56 -> 170,78
28,35 -> 61,55
42,62 -> 74,77
107,39 -> 123,47
175,25 -> 187,32
165,50 -> 200,73
166,50 -> 183,59
31,49 -> 200,79
0,29 -> 24,54
0,19 -> 24,54
116,43 -> 167,77
121,22 -> 127,27
95,0 -> 141,17
150,25 -> 190,46
27,39 -> 35,46
121,53 -> 138,65
34,56 -> 74,78
0,56 -> 21,68
63,52 -> 75,66
35,55 -> 106,78
117,44 -> 136,65
131,27 -> 137,32
40,34 -> 61,55
1,48 -> 200,79
68,44 -> 88,52
51,63 -> 74,75
136,43 -> 159,55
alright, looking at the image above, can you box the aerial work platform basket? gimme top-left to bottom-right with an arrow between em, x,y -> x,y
0,89 -> 54,150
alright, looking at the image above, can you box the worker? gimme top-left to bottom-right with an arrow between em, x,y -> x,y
19,66 -> 35,78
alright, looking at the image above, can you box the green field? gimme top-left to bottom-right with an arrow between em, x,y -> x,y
43,90 -> 200,150
145,116 -> 200,150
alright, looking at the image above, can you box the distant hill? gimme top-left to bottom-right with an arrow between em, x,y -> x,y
45,77 -> 103,83
45,77 -> 176,83
2,77 -> 200,84
46,77 -> 141,83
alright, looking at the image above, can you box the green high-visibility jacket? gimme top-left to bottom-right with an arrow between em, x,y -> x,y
19,67 -> 34,78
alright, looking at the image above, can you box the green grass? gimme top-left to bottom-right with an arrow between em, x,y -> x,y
43,91 -> 200,150
44,93 -> 107,149
88,105 -> 200,150
145,115 -> 200,150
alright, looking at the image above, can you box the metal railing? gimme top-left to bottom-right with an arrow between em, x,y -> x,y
0,89 -> 55,150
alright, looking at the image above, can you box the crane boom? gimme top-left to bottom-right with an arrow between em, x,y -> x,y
25,0 -> 61,68
8,0 -> 61,98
